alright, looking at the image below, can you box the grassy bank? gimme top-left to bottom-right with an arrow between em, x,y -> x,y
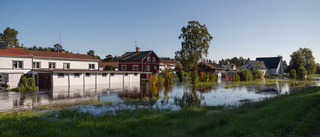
1,87 -> 320,136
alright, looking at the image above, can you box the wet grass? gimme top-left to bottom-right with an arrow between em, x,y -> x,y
1,87 -> 320,136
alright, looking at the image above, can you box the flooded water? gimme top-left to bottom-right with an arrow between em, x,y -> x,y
0,79 -> 319,112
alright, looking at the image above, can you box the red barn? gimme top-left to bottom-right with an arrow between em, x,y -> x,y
118,47 -> 159,78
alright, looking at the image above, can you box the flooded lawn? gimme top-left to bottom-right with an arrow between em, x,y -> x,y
0,79 -> 319,112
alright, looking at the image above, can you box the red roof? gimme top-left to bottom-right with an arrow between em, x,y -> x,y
160,60 -> 178,65
0,47 -> 32,57
27,50 -> 99,61
99,62 -> 118,67
202,62 -> 225,69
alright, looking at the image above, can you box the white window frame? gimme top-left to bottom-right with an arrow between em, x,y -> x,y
85,73 -> 90,77
13,61 -> 23,69
154,65 -> 157,70
33,62 -> 41,69
63,63 -> 70,70
74,73 -> 80,78
58,73 -> 64,78
49,62 -> 56,69
133,65 -> 139,71
146,65 -> 150,71
152,57 -> 156,62
121,65 -> 127,70
147,57 -> 151,62
89,64 -> 95,70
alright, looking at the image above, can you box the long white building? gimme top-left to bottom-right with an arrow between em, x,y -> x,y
0,42 -> 140,90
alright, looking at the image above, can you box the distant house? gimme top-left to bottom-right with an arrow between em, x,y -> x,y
118,47 -> 160,79
99,62 -> 118,71
256,56 -> 284,76
222,64 -> 237,71
240,60 -> 267,76
198,62 -> 226,74
159,60 -> 180,72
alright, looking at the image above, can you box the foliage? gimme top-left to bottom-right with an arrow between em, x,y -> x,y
289,69 -> 296,79
150,74 -> 159,85
87,50 -> 100,59
15,76 -> 38,93
159,57 -> 174,61
158,74 -> 165,85
103,54 -> 120,62
289,48 -> 316,75
53,43 -> 63,52
219,57 -> 249,66
264,74 -> 270,79
317,64 -> 320,74
297,66 -> 307,80
252,70 -> 263,80
163,68 -> 173,85
191,66 -> 199,83
175,20 -> 213,69
233,74 -> 241,82
176,69 -> 191,82
104,65 -> 113,70
200,72 -> 210,82
237,70 -> 253,81
0,27 -> 20,47
209,73 -> 217,82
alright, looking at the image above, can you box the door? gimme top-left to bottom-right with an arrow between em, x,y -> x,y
38,73 -> 52,91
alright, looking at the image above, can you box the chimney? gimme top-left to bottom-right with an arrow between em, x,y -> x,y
136,47 -> 140,52
0,41 -> 7,49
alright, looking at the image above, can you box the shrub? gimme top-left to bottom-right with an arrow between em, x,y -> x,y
15,76 -> 38,93
290,69 -> 296,79
191,66 -> 199,83
252,70 -> 263,79
237,70 -> 253,81
202,72 -> 210,82
297,67 -> 307,80
233,74 -> 240,82
104,65 -> 113,70
209,74 -> 217,82
264,74 -> 271,79
150,74 -> 158,85
163,68 -> 173,84
158,74 -> 165,85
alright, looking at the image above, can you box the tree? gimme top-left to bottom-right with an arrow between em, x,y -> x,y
289,51 -> 303,72
297,48 -> 316,74
289,69 -> 296,79
0,27 -> 19,47
175,21 -> 213,69
297,66 -> 307,80
316,63 -> 320,74
54,43 -> 63,52
104,65 -> 113,70
87,50 -> 101,60
103,54 -> 114,62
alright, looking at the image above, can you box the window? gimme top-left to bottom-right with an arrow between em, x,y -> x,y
13,61 -> 23,69
134,73 -> 138,76
154,65 -> 157,70
102,73 -> 107,77
152,57 -> 156,62
58,73 -> 64,78
63,63 -> 70,70
0,74 -> 2,82
33,62 -> 40,69
147,57 -> 151,62
121,65 -> 127,70
89,64 -> 95,70
133,65 -> 139,70
110,73 -> 114,76
74,73 -> 80,78
49,62 -> 56,69
125,73 -> 128,76
146,65 -> 150,71
86,73 -> 90,77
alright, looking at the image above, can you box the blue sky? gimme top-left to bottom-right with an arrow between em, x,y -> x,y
1,0 -> 319,63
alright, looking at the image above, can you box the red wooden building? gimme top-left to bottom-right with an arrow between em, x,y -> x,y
118,47 -> 159,79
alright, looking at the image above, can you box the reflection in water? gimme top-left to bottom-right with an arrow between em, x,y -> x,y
0,79 -> 319,112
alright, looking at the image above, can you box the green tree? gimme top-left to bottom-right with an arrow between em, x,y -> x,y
316,63 -> 320,74
175,21 -> 213,69
289,69 -> 296,79
289,51 -> 303,72
54,43 -> 63,52
104,65 -> 113,70
87,50 -> 100,59
103,54 -> 113,62
297,66 -> 307,80
297,48 -> 316,74
0,27 -> 19,47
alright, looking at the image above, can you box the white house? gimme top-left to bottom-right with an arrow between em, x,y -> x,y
159,60 -> 180,72
0,42 -> 141,90
256,56 -> 284,76
240,60 -> 267,76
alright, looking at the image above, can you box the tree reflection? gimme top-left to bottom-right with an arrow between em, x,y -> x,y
174,86 -> 201,108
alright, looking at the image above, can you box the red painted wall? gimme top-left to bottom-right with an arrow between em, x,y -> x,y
118,52 -> 160,74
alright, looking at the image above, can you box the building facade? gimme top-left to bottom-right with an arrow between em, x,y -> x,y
256,56 -> 284,76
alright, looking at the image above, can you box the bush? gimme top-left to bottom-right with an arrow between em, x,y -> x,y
290,69 -> 296,79
163,68 -> 173,84
297,67 -> 307,80
237,70 -> 253,81
15,76 -> 38,93
104,65 -> 113,70
191,66 -> 199,83
209,74 -> 217,82
158,74 -> 165,85
177,69 -> 191,82
252,70 -> 263,80
233,74 -> 240,82
264,74 -> 271,79
150,75 -> 158,85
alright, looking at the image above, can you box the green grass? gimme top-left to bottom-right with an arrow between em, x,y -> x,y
1,87 -> 320,137
309,74 -> 320,78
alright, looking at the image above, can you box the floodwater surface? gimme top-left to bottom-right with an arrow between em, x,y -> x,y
0,79 -> 319,112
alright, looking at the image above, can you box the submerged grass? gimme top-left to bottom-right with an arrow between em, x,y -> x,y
1,87 -> 320,136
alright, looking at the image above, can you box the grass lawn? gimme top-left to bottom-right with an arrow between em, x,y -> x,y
1,87 -> 320,137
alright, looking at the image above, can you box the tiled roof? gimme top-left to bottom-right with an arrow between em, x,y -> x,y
256,57 -> 282,69
0,47 -> 32,57
27,50 -> 99,61
119,51 -> 153,61
99,62 -> 118,67
201,62 -> 225,69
